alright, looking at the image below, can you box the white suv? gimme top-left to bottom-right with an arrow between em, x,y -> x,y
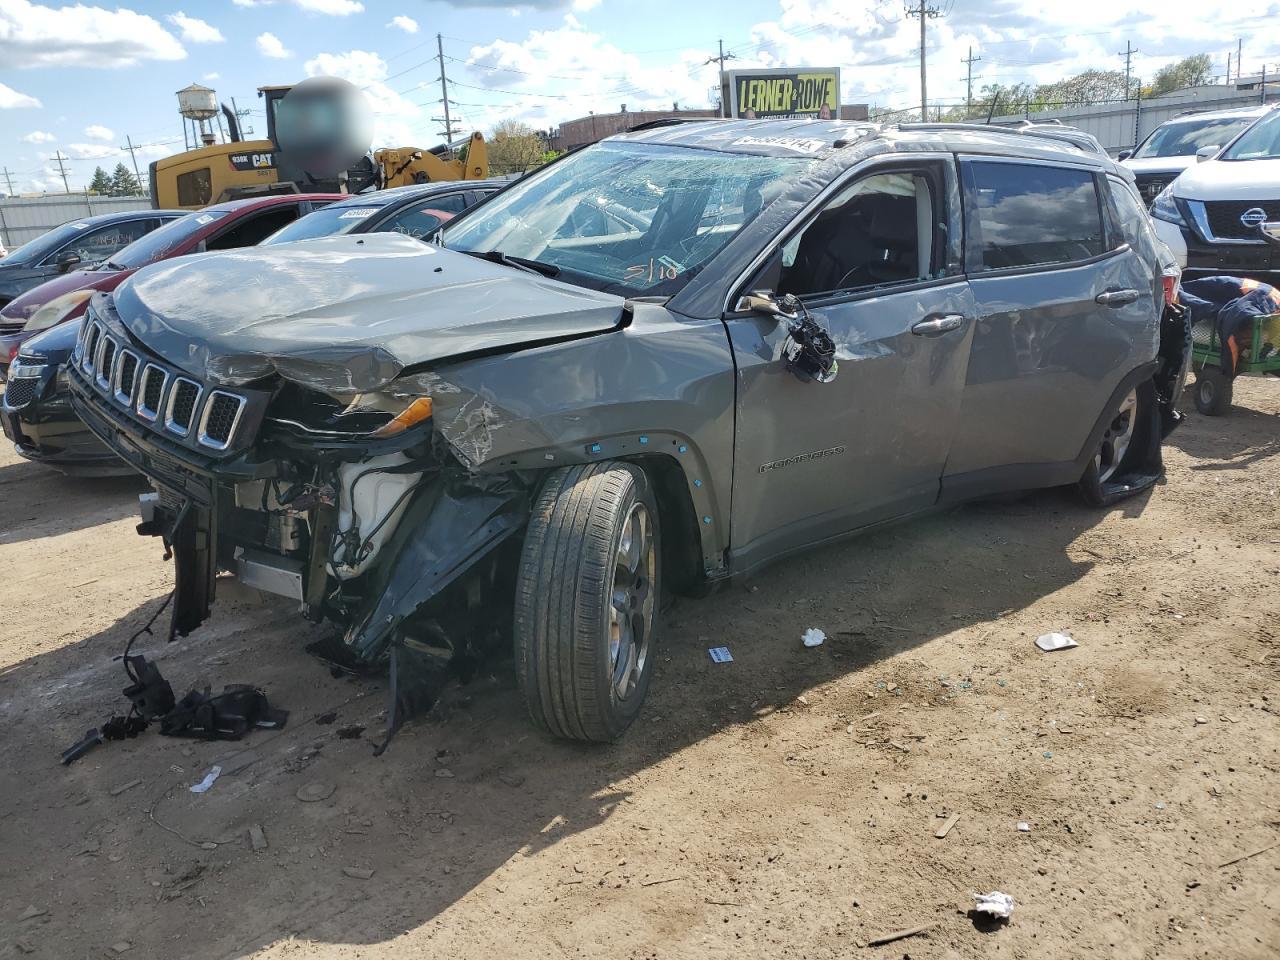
1150,105 -> 1280,283
1123,105 -> 1268,205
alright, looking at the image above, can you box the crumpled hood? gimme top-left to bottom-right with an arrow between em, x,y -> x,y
112,232 -> 627,393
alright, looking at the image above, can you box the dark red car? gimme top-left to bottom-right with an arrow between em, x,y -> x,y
0,194 -> 343,371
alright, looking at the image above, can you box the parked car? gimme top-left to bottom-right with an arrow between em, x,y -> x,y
1150,105 -> 1280,283
1,194 -> 342,374
2,193 -> 343,472
259,179 -> 507,246
1122,105 -> 1268,205
0,210 -> 187,352
67,120 -> 1191,743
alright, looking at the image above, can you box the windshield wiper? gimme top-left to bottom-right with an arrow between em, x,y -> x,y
105,261 -> 124,271
464,249 -> 560,278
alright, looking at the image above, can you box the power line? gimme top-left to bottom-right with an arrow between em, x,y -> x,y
963,45 -> 983,116
705,40 -> 738,117
905,0 -> 946,122
437,33 -> 455,151
1119,40 -> 1139,98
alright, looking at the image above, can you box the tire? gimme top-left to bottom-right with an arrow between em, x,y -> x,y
1077,381 -> 1152,506
1193,368 -> 1233,416
514,462 -> 661,742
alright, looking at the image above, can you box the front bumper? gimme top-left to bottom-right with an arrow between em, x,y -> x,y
2,366 -> 126,473
1151,217 -> 1280,284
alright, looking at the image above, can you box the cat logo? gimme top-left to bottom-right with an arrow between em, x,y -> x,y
228,152 -> 277,172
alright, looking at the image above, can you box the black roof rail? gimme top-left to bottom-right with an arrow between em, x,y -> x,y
626,117 -> 727,132
887,121 -> 1108,157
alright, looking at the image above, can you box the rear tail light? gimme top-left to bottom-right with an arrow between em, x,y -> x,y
1161,272 -> 1180,309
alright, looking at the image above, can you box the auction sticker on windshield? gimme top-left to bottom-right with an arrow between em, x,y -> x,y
339,208 -> 378,219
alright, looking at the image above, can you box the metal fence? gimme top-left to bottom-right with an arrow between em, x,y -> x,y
988,82 -> 1277,156
0,194 -> 152,251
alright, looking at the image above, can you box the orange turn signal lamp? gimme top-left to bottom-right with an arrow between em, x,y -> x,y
371,396 -> 433,438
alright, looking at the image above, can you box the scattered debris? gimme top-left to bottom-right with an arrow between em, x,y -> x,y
640,876 -> 685,887
343,867 -> 375,880
1195,717 -> 1208,725
296,782 -> 335,803
865,922 -> 936,947
248,824 -> 268,852
1035,632 -> 1078,652
972,891 -> 1015,919
708,646 -> 733,663
109,779 -> 143,797
18,907 -> 46,922
110,941 -> 133,954
189,766 -> 222,794
434,768 -> 455,779
1217,841 -> 1280,869
336,725 -> 365,739
1017,822 -> 1031,833
935,813 -> 961,839
801,628 -> 827,648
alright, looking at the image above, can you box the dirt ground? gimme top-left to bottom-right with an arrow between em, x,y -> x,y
0,379 -> 1277,960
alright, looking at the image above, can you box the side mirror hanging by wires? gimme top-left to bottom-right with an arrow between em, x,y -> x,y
778,293 -> 838,384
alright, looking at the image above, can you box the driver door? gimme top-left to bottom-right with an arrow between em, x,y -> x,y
726,157 -> 976,570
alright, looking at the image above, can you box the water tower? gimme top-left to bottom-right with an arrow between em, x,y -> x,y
177,83 -> 219,149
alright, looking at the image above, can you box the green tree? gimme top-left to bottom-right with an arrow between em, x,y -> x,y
1145,54 -> 1213,98
488,119 -> 550,176
88,166 -> 112,195
109,162 -> 141,197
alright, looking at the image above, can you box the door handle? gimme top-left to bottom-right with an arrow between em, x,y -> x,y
1095,288 -> 1141,306
911,313 -> 966,336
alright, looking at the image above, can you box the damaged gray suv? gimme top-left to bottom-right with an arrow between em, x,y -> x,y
68,119 -> 1191,744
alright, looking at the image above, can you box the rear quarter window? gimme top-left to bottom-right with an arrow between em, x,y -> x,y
965,161 -> 1104,271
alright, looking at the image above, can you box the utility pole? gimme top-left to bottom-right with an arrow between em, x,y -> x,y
1119,41 -> 1139,99
121,135 -> 142,186
705,40 -> 738,117
906,0 -> 944,122
1226,51 -> 1232,85
1,167 -> 14,196
52,151 -> 70,193
962,45 -> 982,118
229,96 -> 253,138
1238,38 -> 1243,84
437,33 -> 454,154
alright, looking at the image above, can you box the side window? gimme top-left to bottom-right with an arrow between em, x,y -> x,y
177,168 -> 212,207
380,203 -> 453,239
966,161 -> 1103,270
206,207 -> 299,250
49,218 -> 151,265
778,170 -> 939,298
427,193 -> 468,215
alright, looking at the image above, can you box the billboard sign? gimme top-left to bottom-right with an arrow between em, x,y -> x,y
725,68 -> 841,120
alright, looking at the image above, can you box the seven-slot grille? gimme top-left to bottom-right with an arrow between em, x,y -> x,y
76,317 -> 247,451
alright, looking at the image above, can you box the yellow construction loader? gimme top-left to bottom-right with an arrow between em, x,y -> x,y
150,85 -> 488,209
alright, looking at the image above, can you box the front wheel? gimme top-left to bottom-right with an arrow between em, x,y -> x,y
514,462 -> 660,742
1193,368 -> 1233,416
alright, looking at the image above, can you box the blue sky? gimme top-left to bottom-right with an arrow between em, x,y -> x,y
2,0 -> 1279,194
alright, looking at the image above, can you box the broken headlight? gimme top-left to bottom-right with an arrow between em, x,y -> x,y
269,385 -> 433,440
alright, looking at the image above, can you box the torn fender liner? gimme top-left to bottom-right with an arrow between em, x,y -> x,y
112,233 -> 627,393
342,471 -> 529,663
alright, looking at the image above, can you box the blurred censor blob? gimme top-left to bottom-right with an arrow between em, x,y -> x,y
276,76 -> 374,179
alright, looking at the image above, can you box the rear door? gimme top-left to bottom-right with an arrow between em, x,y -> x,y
944,157 -> 1156,496
727,156 -> 976,569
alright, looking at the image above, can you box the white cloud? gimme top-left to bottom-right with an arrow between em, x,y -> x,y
234,0 -> 362,12
22,130 -> 55,143
0,0 -> 185,68
62,142 -> 117,160
0,82 -> 42,108
84,124 -> 114,141
303,49 -> 421,147
387,15 -> 418,33
572,0 -> 601,10
256,32 -> 291,59
203,71 -> 220,81
167,12 -> 225,44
